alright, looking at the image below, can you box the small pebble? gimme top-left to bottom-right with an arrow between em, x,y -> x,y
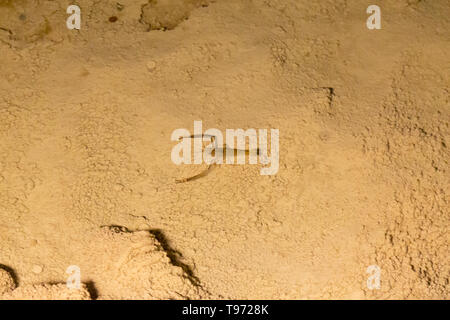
0,267 -> 16,294
146,61 -> 157,71
32,265 -> 43,274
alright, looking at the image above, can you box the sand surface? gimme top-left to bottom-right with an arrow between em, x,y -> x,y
0,0 -> 448,299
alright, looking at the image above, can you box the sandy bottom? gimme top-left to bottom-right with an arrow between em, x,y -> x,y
0,0 -> 448,299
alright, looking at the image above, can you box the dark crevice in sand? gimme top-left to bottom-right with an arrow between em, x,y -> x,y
321,87 -> 335,109
84,281 -> 99,300
149,229 -> 203,287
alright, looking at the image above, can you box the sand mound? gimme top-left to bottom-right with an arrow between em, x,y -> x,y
0,227 -> 205,300
0,267 -> 16,295
88,227 -> 206,299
